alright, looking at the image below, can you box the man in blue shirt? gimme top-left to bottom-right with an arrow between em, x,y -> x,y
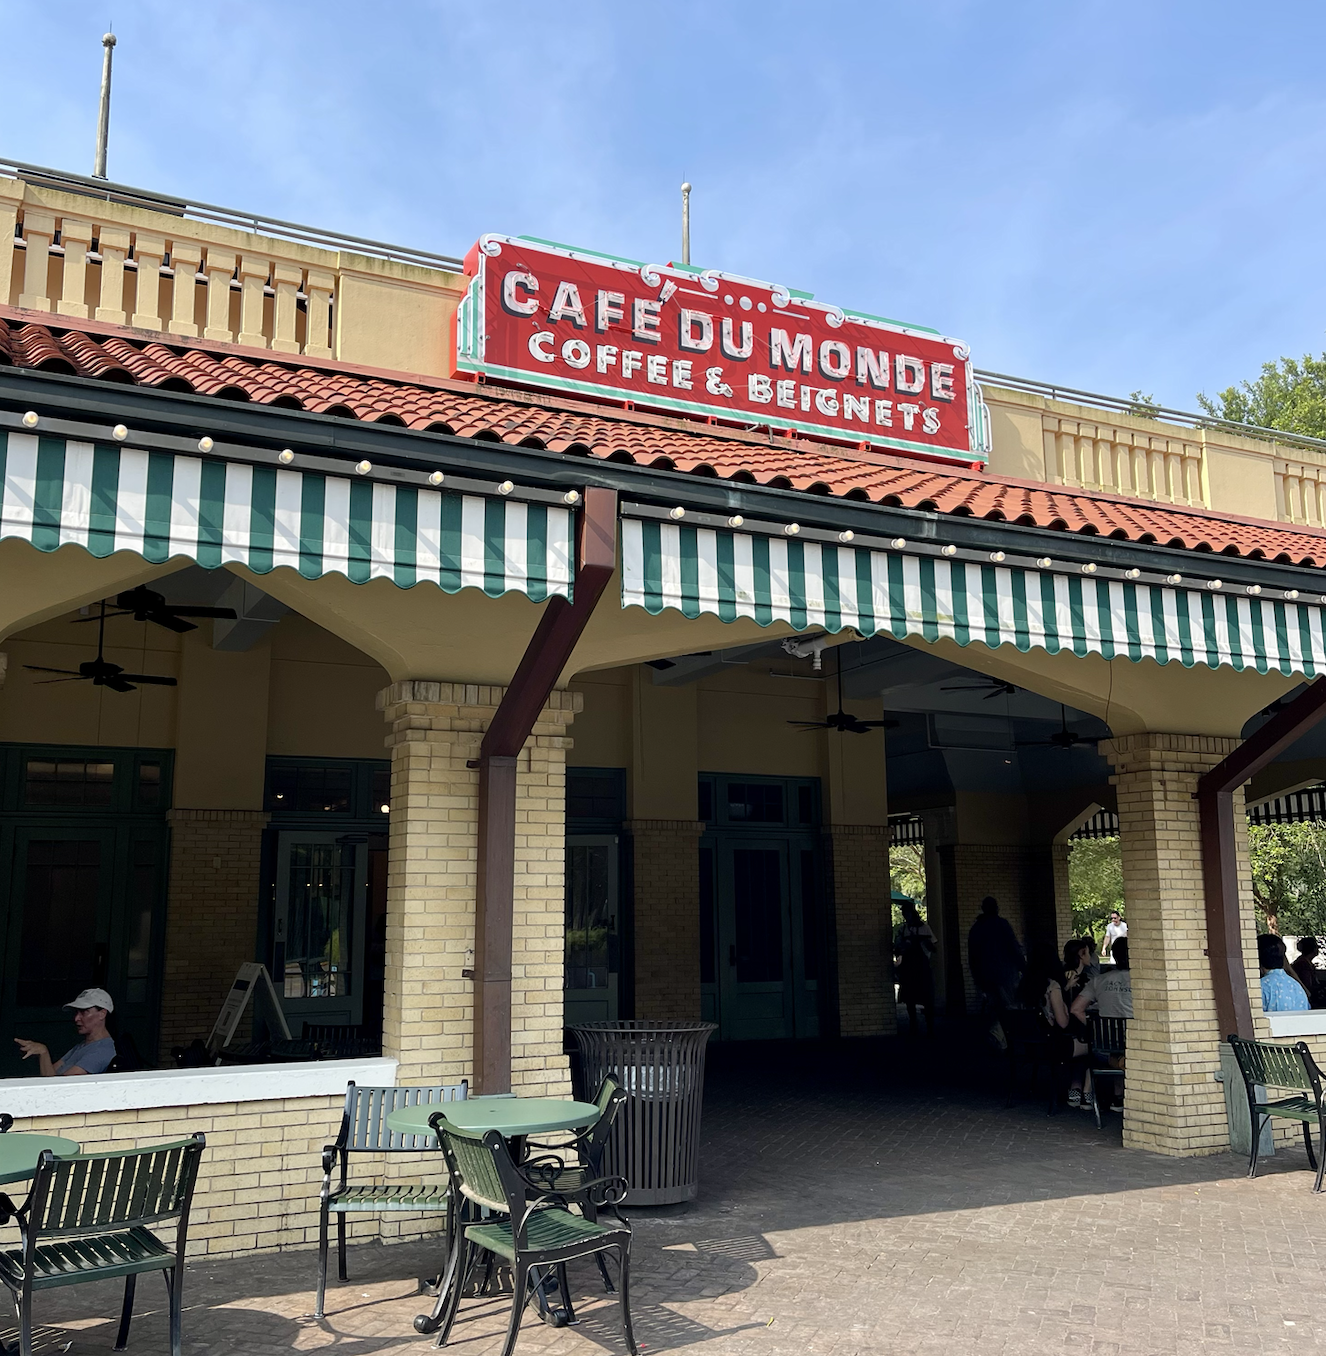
14,988 -> 117,1076
1258,935 -> 1311,1013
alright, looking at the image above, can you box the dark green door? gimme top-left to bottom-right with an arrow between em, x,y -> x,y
0,747 -> 171,1076
717,840 -> 794,1040
2,826 -> 117,1078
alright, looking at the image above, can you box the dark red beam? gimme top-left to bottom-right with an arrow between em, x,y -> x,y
473,487 -> 618,1093
1196,679 -> 1326,1039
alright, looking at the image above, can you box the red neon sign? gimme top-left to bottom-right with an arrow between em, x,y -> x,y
452,235 -> 987,465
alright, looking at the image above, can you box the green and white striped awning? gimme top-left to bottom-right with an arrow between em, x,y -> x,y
0,432 -> 574,600
622,516 -> 1326,676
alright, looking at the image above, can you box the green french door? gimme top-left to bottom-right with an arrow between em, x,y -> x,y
0,822 -> 166,1079
702,835 -> 820,1041
273,831 -> 367,1030
564,834 -> 620,1026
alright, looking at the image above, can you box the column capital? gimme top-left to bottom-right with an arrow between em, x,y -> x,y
377,680 -> 580,747
1101,731 -> 1240,773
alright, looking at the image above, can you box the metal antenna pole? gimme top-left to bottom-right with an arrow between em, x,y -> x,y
680,181 -> 691,265
93,31 -> 116,179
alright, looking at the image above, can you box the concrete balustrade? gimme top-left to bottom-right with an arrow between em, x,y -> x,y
1,176 -> 462,369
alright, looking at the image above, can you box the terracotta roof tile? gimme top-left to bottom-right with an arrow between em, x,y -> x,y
4,314 -> 1326,569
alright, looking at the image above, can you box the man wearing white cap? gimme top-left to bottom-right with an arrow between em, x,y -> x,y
14,989 -> 116,1077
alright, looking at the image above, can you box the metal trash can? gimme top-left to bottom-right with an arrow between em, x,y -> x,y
571,1020 -> 716,1205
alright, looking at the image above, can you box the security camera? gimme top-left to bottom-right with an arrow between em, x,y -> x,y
781,635 -> 830,671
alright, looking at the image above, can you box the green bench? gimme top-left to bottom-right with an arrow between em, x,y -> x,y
1227,1035 -> 1326,1190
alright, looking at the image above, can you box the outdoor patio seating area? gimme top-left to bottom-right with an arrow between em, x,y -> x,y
2,1041 -> 1325,1355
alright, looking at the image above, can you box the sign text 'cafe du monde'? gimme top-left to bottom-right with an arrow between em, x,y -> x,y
448,234 -> 989,466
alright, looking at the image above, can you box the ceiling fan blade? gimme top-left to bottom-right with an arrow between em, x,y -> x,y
23,665 -> 85,676
146,614 -> 197,634
102,676 -> 137,693
117,673 -> 178,687
71,610 -> 134,624
34,676 -> 92,685
787,720 -> 831,728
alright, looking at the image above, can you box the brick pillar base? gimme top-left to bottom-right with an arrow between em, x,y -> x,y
377,680 -> 578,1097
1105,733 -> 1263,1157
160,809 -> 269,1057
629,820 -> 704,1020
829,825 -> 897,1036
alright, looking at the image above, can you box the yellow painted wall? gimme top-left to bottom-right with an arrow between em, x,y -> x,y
0,612 -> 179,747
172,630 -> 270,810
0,606 -> 390,775
266,612 -> 390,760
567,668 -> 629,768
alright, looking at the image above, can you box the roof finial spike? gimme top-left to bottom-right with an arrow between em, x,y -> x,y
680,181 -> 692,266
94,30 -> 117,179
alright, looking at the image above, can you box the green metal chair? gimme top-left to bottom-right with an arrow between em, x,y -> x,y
0,1135 -> 205,1356
1227,1035 -> 1326,1189
427,1110 -> 636,1356
315,1080 -> 468,1318
523,1075 -> 629,1290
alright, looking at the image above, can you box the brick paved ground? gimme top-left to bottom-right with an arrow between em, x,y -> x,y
10,1039 -> 1326,1355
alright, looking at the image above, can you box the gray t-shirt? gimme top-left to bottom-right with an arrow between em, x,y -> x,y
1079,970 -> 1132,1020
53,1037 -> 115,1075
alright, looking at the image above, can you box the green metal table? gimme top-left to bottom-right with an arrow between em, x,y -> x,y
0,1134 -> 80,1186
386,1095 -> 601,1336
384,1095 -> 599,1140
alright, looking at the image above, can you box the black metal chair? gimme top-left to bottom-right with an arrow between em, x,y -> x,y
428,1111 -> 636,1356
524,1075 -> 629,1290
315,1080 -> 468,1318
1228,1035 -> 1326,1189
0,1135 -> 205,1356
1088,1015 -> 1128,1129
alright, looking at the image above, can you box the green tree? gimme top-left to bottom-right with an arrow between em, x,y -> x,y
889,842 -> 927,928
1068,837 -> 1124,943
1128,390 -> 1160,420
1248,822 -> 1326,936
1197,354 -> 1326,440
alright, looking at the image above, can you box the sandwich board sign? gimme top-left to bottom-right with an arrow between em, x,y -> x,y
206,962 -> 291,1054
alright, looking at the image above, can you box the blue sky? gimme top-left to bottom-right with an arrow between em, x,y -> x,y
7,1 -> 1326,409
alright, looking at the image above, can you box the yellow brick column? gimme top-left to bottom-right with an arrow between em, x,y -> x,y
630,820 -> 705,1019
830,825 -> 897,1036
160,810 -> 270,1055
1104,733 -> 1263,1157
377,680 -> 579,1095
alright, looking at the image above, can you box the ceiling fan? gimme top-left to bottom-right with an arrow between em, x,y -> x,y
1016,704 -> 1104,751
788,649 -> 897,735
939,677 -> 1019,699
73,586 -> 236,634
25,602 -> 178,694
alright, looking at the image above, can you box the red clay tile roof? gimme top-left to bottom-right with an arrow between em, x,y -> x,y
4,310 -> 1326,568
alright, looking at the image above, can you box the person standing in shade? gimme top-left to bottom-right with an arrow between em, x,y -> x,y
1291,937 -> 1324,1006
14,988 -> 117,1076
1103,910 -> 1127,959
894,898 -> 937,1037
967,896 -> 1025,1049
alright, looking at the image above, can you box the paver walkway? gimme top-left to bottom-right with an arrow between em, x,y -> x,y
9,1040 -> 1326,1354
